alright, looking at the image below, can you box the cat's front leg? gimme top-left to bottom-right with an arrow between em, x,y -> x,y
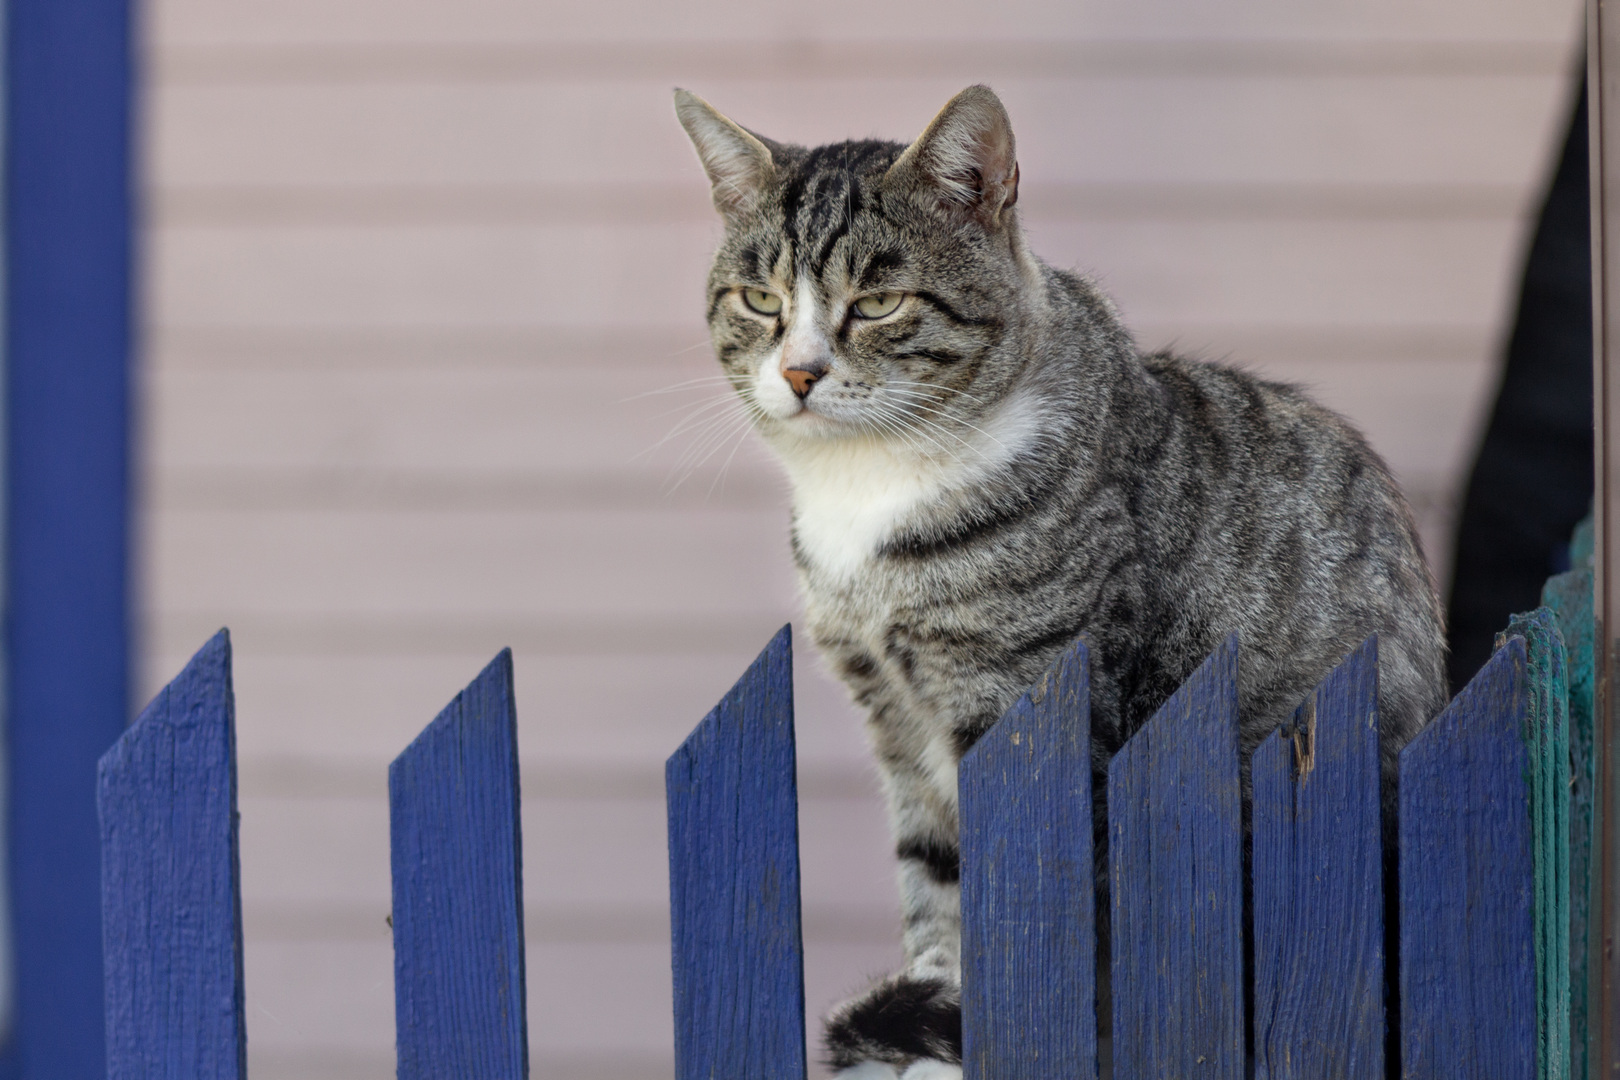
824,751 -> 966,1078
823,944 -> 963,1079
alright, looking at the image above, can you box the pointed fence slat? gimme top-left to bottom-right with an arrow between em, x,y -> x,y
1400,637 -> 1535,1080
960,636 -> 1098,1080
666,625 -> 806,1080
1251,635 -> 1384,1079
389,649 -> 528,1080
1108,634 -> 1244,1079
97,629 -> 246,1080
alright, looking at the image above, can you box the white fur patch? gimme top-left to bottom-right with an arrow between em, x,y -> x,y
836,1062 -> 903,1080
752,279 -> 825,421
900,1060 -> 963,1080
779,386 -> 1044,580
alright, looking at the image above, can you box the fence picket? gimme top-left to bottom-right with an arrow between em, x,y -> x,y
665,625 -> 806,1080
97,629 -> 246,1080
389,649 -> 528,1080
960,635 -> 1098,1080
1400,637 -> 1535,1079
1503,608 -> 1573,1080
1540,566 -> 1593,1078
1251,635 -> 1384,1079
1108,634 -> 1244,1079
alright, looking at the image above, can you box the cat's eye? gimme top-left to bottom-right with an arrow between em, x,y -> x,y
854,292 -> 904,319
742,288 -> 782,316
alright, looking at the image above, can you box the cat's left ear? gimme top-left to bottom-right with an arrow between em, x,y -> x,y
674,88 -> 776,219
888,84 -> 1019,227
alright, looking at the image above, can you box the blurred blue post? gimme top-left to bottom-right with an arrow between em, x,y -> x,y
2,0 -> 134,1075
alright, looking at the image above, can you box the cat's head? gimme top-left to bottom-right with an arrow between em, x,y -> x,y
676,85 -> 1042,457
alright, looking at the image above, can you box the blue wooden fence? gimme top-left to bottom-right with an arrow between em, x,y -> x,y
94,598 -> 1584,1076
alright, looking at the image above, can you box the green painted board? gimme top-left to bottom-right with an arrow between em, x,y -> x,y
1541,566 -> 1593,1079
1502,608 -> 1571,1080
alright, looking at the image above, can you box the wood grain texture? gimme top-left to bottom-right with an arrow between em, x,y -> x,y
1399,636 -> 1534,1080
98,628 -> 246,1080
1108,633 -> 1243,1079
1541,559 -> 1593,1080
665,625 -> 806,1080
959,635 -> 1097,1080
388,648 -> 528,1079
1503,609 -> 1571,1080
1251,634 -> 1384,1079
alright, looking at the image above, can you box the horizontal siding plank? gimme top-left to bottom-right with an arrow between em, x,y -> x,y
143,650 -> 868,768
242,902 -> 898,945
238,792 -> 895,911
248,1048 -> 667,1080
229,760 -> 878,803
151,181 -> 1532,228
147,3 -> 1576,49
240,936 -> 899,1068
143,506 -> 798,615
144,322 -> 1495,370
141,355 -> 1492,485
144,611 -> 803,659
149,220 -> 1523,329
148,77 -> 1565,189
144,363 -> 762,476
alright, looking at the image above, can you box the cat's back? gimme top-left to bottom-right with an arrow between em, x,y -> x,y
1115,346 -> 1448,744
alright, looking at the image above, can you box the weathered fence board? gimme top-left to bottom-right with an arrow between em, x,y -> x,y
1541,561 -> 1593,1079
389,648 -> 529,1080
98,628 -> 246,1080
1503,608 -> 1571,1080
1251,634 -> 1385,1079
1108,633 -> 1244,1079
666,624 -> 807,1080
1400,637 -> 1535,1080
959,635 -> 1097,1080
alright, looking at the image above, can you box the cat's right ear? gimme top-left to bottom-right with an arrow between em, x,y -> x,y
674,89 -> 775,219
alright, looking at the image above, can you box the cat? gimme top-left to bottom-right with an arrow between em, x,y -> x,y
675,84 -> 1447,1079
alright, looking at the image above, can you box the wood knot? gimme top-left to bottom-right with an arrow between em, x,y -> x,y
1292,697 -> 1318,779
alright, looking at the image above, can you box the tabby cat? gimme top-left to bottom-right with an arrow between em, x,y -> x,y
675,84 -> 1447,1079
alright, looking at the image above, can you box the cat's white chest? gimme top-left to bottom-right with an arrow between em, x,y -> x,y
784,444 -> 955,581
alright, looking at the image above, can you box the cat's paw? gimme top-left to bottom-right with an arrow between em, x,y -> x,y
824,972 -> 961,1075
832,1055 -> 961,1080
834,1063 -> 901,1080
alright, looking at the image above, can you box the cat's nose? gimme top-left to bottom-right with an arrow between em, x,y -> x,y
783,360 -> 828,399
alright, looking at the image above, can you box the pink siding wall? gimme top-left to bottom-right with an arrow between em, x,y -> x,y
143,2 -> 1580,1076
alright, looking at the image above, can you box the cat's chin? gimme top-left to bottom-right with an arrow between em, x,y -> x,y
760,407 -> 866,444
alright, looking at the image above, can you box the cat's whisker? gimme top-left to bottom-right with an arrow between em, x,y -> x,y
636,394 -> 752,459
669,402 -> 755,469
866,400 -> 960,464
648,391 -> 748,424
706,417 -> 764,500
650,415 -> 750,485
667,408 -> 759,495
619,374 -> 741,403
857,406 -> 933,460
880,395 -> 1008,455
887,379 -> 994,408
884,403 -> 996,460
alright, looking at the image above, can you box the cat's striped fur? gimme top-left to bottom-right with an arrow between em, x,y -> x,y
676,85 -> 1447,1078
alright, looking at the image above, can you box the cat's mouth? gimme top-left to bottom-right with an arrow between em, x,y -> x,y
768,398 -> 860,439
